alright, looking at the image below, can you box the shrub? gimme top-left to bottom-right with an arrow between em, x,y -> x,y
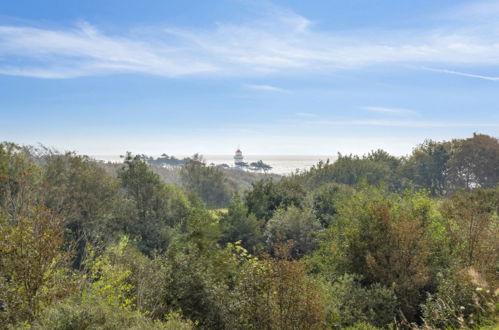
324,274 -> 398,328
265,206 -> 321,258
421,268 -> 498,329
31,297 -> 193,330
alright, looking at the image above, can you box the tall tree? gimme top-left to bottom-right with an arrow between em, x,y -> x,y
403,140 -> 450,195
0,206 -> 73,325
119,153 -> 191,254
0,143 -> 42,222
313,188 -> 432,321
447,134 -> 499,190
265,206 -> 322,258
42,152 -> 121,264
220,195 -> 263,253
180,155 -> 232,208
440,188 -> 499,282
245,178 -> 305,221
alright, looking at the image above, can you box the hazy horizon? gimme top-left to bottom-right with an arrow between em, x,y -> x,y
10,132 -> 488,158
91,154 -> 334,175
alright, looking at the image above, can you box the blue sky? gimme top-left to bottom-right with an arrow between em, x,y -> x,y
1,0 -> 498,156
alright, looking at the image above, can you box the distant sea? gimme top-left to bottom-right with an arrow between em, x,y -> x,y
91,155 -> 336,175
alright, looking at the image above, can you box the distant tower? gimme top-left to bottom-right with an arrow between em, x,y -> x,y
234,147 -> 244,166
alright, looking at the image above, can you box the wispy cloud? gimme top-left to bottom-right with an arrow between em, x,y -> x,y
296,112 -> 318,117
361,106 -> 418,115
0,22 -> 216,78
422,67 -> 499,81
245,84 -> 286,92
443,1 -> 499,20
1,2 -> 499,78
302,119 -> 499,128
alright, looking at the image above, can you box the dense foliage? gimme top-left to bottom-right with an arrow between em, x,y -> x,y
0,134 -> 498,329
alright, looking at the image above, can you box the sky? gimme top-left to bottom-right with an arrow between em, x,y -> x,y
1,0 -> 498,156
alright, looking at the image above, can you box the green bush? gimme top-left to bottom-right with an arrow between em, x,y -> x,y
265,206 -> 322,258
421,268 -> 498,329
324,274 -> 398,328
30,297 -> 193,330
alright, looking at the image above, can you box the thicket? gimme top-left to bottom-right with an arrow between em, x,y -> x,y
0,133 -> 498,329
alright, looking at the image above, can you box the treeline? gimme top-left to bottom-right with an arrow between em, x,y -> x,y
297,133 -> 499,195
102,153 -> 279,209
138,153 -> 273,174
0,134 -> 498,329
139,153 -> 190,167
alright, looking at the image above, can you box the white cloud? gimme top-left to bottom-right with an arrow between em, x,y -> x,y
0,66 -> 88,79
361,106 -> 418,115
0,23 -> 216,78
421,67 -> 499,81
302,119 -> 499,128
296,112 -> 318,117
1,2 -> 499,78
245,84 -> 286,92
